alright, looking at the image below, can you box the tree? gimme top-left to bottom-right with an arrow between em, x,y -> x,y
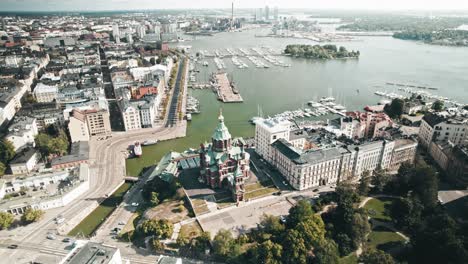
0,162 -> 6,176
390,197 -> 423,233
432,100 -> 444,112
372,170 -> 391,193
314,239 -> 340,264
0,212 -> 14,230
152,238 -> 165,251
350,210 -> 371,247
411,212 -> 468,264
258,214 -> 285,236
336,183 -> 360,204
295,215 -> 326,249
150,192 -> 159,206
410,165 -> 438,209
149,57 -> 156,65
249,240 -> 283,264
286,200 -> 315,229
335,233 -> 354,256
181,231 -> 211,258
282,229 -> 308,264
385,98 -> 404,118
21,208 -> 44,223
212,229 -> 235,258
0,139 -> 16,164
35,131 -> 69,157
360,248 -> 395,264
138,219 -> 173,239
358,171 -> 372,196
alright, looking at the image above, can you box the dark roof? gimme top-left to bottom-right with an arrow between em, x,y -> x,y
10,148 -> 37,165
271,138 -> 301,160
297,148 -> 343,165
423,113 -> 446,127
452,146 -> 468,163
51,141 -> 89,166
66,242 -> 118,264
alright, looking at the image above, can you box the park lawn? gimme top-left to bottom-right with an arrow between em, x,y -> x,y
364,197 -> 394,222
68,182 -> 132,237
340,253 -> 358,264
367,228 -> 406,249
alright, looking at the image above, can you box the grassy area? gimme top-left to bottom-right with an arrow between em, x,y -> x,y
191,198 -> 210,215
245,186 -> 278,200
179,221 -> 203,241
68,182 -> 132,237
364,197 -> 394,222
339,253 -> 358,264
367,227 -> 406,249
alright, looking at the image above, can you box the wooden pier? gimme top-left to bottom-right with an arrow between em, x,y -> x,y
213,73 -> 243,103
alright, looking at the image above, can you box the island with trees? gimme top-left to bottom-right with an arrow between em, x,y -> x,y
284,44 -> 360,60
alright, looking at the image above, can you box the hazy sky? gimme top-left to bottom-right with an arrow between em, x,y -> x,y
1,0 -> 468,11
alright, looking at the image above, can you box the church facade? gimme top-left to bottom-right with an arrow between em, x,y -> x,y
199,112 -> 250,202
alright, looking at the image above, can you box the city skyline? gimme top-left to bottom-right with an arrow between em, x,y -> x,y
2,0 -> 468,12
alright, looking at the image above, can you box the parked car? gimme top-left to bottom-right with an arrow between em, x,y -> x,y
313,188 -> 319,192
55,217 -> 65,224
118,221 -> 125,225
131,202 -> 139,207
47,234 -> 56,240
7,245 -> 18,249
62,238 -> 71,243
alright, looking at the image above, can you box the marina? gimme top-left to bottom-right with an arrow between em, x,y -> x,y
250,97 -> 348,124
212,72 -> 243,103
186,96 -> 201,114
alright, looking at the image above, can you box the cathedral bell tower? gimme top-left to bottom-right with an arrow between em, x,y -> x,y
211,109 -> 232,152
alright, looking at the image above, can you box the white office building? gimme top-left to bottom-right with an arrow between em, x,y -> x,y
33,83 -> 58,103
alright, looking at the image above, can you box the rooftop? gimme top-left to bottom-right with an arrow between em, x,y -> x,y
9,148 -> 38,165
64,242 -> 118,264
51,141 -> 89,166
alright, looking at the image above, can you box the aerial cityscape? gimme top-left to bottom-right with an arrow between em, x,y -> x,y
0,1 -> 467,264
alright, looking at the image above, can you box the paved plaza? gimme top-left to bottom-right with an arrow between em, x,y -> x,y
198,196 -> 293,238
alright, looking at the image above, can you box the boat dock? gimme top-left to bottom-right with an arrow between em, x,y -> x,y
213,73 -> 243,103
385,82 -> 439,90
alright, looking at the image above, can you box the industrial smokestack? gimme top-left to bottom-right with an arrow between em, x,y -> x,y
231,2 -> 234,31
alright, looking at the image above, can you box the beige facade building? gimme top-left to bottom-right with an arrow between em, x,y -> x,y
68,108 -> 111,142
419,113 -> 468,149
85,109 -> 111,136
256,119 -> 418,191
68,110 -> 90,142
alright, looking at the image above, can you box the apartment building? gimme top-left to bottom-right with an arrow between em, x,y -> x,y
255,118 -> 291,163
68,108 -> 111,142
33,82 -> 58,102
418,113 -> 468,149
68,109 -> 90,142
5,116 -> 39,151
85,109 -> 111,136
121,102 -> 141,131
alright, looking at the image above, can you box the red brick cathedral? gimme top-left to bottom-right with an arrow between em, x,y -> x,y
199,111 -> 250,202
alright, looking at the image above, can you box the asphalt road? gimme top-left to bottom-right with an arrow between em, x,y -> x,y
0,124 -> 185,263
166,59 -> 186,127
